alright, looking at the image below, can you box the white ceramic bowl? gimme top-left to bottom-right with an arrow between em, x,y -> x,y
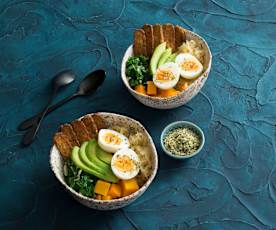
50,112 -> 158,210
121,29 -> 212,109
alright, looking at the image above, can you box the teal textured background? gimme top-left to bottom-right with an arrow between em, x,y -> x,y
0,0 -> 275,229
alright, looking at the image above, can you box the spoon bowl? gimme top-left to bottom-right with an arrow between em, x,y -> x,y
52,69 -> 75,89
77,70 -> 106,96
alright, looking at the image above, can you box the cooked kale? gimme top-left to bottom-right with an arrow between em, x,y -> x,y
64,160 -> 96,197
126,56 -> 150,87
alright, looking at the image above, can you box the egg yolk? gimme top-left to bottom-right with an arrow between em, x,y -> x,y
104,133 -> 122,145
113,155 -> 135,172
156,69 -> 175,82
181,60 -> 199,71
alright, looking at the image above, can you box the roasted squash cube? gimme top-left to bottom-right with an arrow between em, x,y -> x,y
147,81 -> 157,96
94,180 -> 111,196
108,184 -> 121,198
135,85 -> 146,95
102,195 -> 112,200
95,194 -> 102,200
120,178 -> 139,197
158,88 -> 180,97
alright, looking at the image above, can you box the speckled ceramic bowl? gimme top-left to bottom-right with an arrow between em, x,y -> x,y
121,29 -> 212,109
50,112 -> 158,210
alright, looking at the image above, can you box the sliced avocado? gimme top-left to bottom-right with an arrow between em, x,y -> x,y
79,141 -> 103,172
71,146 -> 118,183
165,53 -> 177,63
157,48 -> 172,68
96,145 -> 112,164
150,42 -> 166,75
80,141 -> 115,176
86,140 -> 110,170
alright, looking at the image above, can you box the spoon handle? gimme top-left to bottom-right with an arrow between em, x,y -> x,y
18,93 -> 78,131
22,89 -> 59,146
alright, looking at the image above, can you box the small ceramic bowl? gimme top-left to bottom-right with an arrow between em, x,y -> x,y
160,121 -> 205,159
50,112 -> 158,210
121,28 -> 212,109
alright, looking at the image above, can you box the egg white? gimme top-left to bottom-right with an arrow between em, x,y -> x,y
98,129 -> 129,153
175,53 -> 203,79
153,62 -> 180,90
111,148 -> 140,180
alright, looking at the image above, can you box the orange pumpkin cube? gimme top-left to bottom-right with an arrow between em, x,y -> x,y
102,195 -> 112,200
95,194 -> 102,200
120,178 -> 139,197
94,180 -> 111,196
146,81 -> 157,96
108,184 -> 121,198
158,88 -> 180,97
135,85 -> 146,95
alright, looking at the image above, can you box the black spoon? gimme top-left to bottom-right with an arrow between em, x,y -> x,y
21,70 -> 75,146
19,69 -> 106,132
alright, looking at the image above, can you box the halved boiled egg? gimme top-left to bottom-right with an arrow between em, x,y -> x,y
175,53 -> 203,79
98,129 -> 129,153
153,62 -> 180,90
111,148 -> 140,180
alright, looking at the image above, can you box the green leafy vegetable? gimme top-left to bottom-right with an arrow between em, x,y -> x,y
64,160 -> 96,197
126,56 -> 150,87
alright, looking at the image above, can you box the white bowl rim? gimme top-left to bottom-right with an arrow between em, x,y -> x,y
49,112 -> 158,203
121,29 -> 212,99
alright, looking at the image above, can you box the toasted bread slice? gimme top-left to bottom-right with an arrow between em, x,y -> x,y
81,115 -> 98,138
153,24 -> 164,49
133,29 -> 147,56
71,120 -> 92,143
175,25 -> 186,48
92,113 -> 108,130
53,132 -> 73,158
60,124 -> 80,147
162,24 -> 175,51
142,24 -> 154,56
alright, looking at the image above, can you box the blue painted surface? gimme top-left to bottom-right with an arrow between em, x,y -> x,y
0,0 -> 275,229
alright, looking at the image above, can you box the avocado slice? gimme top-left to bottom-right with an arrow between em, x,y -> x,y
79,141 -> 103,172
86,140 -> 110,170
96,145 -> 112,164
150,42 -> 166,75
80,141 -> 116,178
157,48 -> 172,68
86,140 -> 117,180
165,53 -> 177,63
71,146 -> 118,183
